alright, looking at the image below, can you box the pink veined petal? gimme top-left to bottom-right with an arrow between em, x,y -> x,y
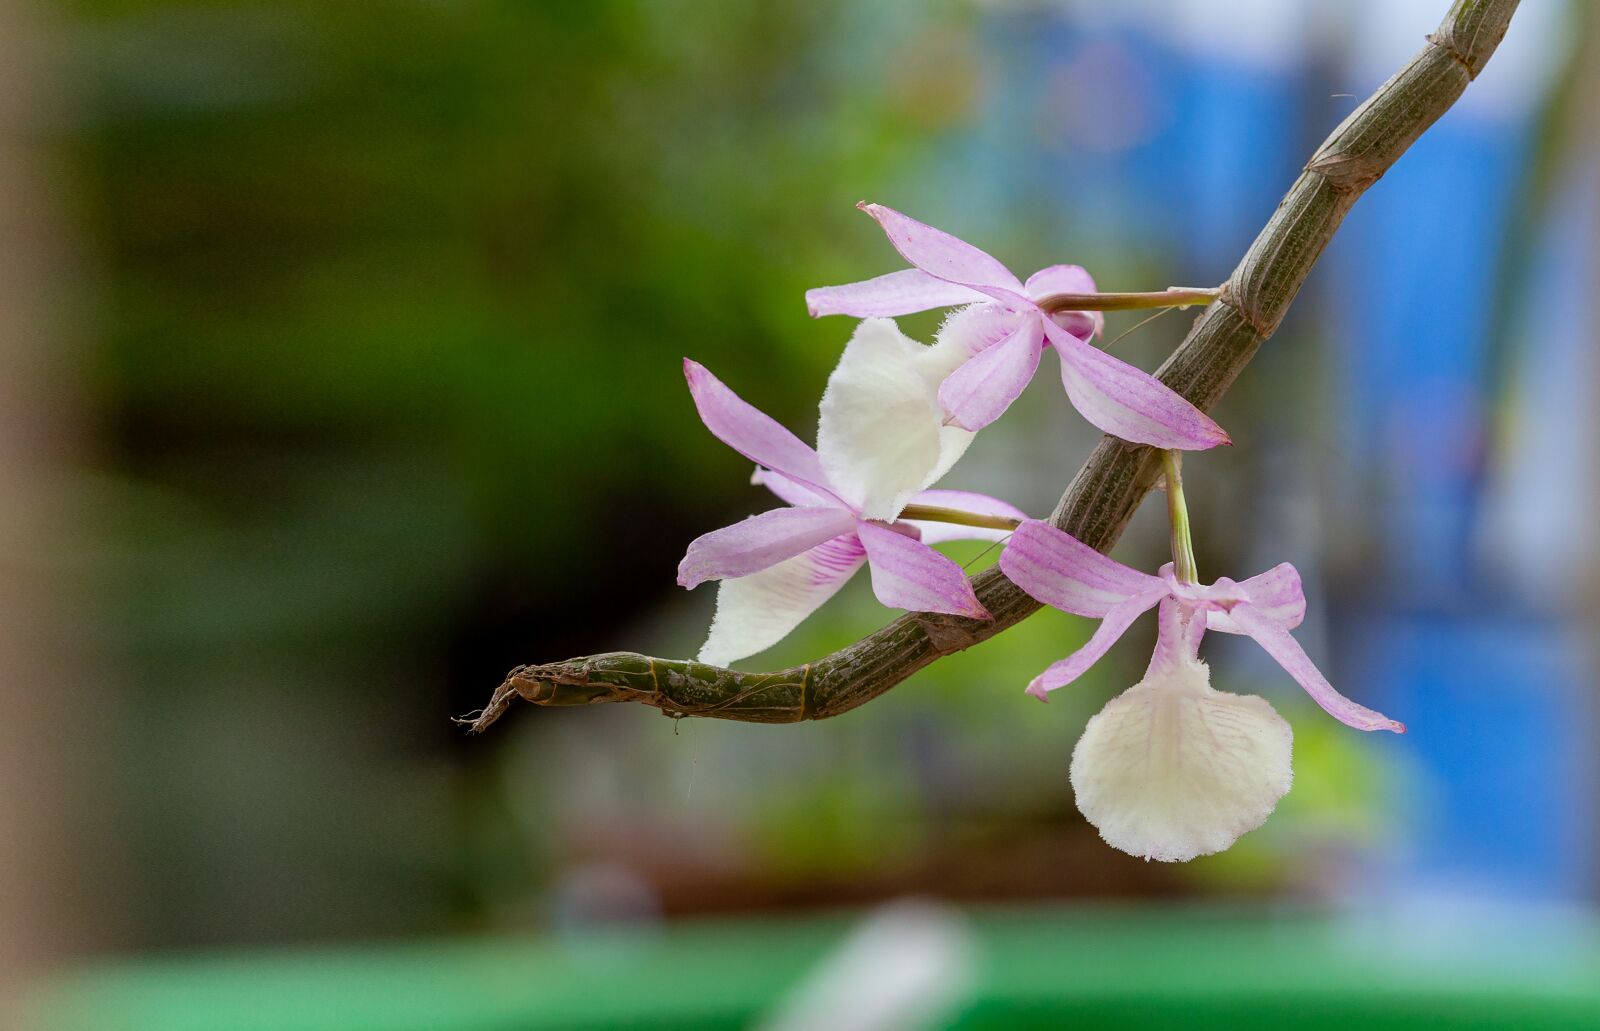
751,467 -> 835,508
805,269 -> 991,318
1042,320 -> 1231,451
1144,597 -> 1207,678
698,534 -> 868,666
857,203 -> 1028,301
924,304 -> 1022,383
677,506 -> 858,589
936,315 -> 1047,432
1227,603 -> 1406,734
1024,265 -> 1104,339
1025,585 -> 1169,700
1024,263 -> 1097,299
903,489 -> 1027,545
855,520 -> 990,619
683,359 -> 843,504
1207,563 -> 1306,633
999,519 -> 1164,618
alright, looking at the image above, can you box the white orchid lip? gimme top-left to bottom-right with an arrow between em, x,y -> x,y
1070,616 -> 1294,863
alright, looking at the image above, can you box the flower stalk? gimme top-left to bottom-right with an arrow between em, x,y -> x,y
1036,287 -> 1220,313
897,503 -> 1022,532
1160,451 -> 1199,585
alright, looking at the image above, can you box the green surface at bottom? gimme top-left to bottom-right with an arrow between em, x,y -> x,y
30,905 -> 1600,1030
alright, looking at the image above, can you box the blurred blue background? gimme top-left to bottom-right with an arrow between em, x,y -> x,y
3,0 -> 1597,1026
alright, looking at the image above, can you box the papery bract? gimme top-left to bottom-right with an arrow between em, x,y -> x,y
807,204 -> 1229,450
679,352 -> 1024,666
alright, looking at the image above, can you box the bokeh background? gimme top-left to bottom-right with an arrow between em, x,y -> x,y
5,0 -> 1599,1027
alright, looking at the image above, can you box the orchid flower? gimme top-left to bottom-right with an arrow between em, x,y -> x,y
806,204 -> 1230,450
678,326 -> 1025,666
999,518 -> 1403,861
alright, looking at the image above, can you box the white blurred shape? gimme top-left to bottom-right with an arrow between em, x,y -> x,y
758,899 -> 976,1031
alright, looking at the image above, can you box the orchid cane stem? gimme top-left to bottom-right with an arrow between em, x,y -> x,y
1161,451 -> 1199,585
896,504 -> 1022,532
467,0 -> 1520,731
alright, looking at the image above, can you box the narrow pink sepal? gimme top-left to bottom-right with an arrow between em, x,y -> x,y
677,506 -> 858,589
856,203 -> 1027,299
1025,586 -> 1167,700
1000,519 -> 1163,618
805,269 -> 990,318
1227,603 -> 1405,733
905,489 -> 1028,545
936,316 -> 1046,431
683,359 -> 842,503
855,520 -> 990,619
1042,321 -> 1231,451
752,467 -> 836,508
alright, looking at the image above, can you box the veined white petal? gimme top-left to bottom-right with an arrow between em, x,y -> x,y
1069,654 -> 1293,863
698,535 -> 868,666
817,318 -> 946,520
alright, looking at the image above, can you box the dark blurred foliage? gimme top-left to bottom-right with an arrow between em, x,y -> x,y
60,0 -> 1012,946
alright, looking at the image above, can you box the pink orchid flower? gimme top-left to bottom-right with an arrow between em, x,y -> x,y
999,518 -> 1402,862
806,204 -> 1230,450
677,355 -> 1023,666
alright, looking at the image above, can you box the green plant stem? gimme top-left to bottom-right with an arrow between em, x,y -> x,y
1161,451 -> 1198,585
466,0 -> 1519,731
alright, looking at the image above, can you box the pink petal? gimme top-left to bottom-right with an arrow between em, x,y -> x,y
855,521 -> 990,619
752,467 -> 836,508
678,506 -> 859,588
1024,265 -> 1104,340
926,304 -> 1021,379
904,489 -> 1028,545
1144,597 -> 1207,678
1042,321 -> 1231,451
805,269 -> 990,318
857,203 -> 1027,300
1208,563 -> 1306,633
698,534 -> 868,666
1025,586 -> 1168,700
936,315 -> 1046,432
683,359 -> 842,503
1226,603 -> 1405,734
1024,263 -> 1097,299
999,519 -> 1163,618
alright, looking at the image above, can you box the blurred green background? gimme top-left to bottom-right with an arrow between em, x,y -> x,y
5,0 -> 1598,1026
